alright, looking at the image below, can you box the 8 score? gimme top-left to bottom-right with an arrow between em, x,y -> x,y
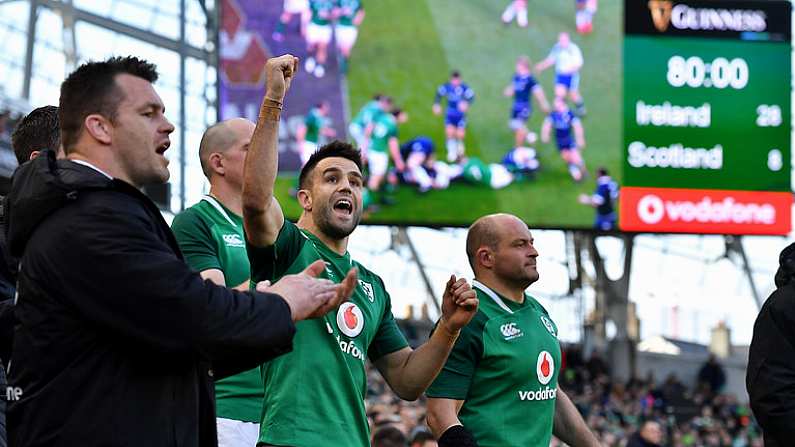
667,55 -> 749,89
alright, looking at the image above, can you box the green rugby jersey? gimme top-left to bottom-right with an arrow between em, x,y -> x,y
171,195 -> 262,423
310,0 -> 335,25
351,100 -> 381,128
336,0 -> 362,26
461,157 -> 492,186
248,220 -> 408,447
370,113 -> 397,154
427,280 -> 561,447
304,107 -> 326,144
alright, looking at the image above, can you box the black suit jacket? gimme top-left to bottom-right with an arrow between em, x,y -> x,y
7,154 -> 295,446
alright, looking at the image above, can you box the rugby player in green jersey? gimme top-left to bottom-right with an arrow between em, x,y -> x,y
362,107 -> 407,209
304,0 -> 335,77
333,0 -> 365,73
348,94 -> 391,151
171,118 -> 260,446
296,101 -> 335,166
427,214 -> 601,447
242,54 -> 480,447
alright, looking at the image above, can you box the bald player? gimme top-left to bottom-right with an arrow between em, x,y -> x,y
426,214 -> 600,447
171,118 -> 261,446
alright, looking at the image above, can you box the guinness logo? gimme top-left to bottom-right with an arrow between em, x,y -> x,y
648,0 -> 673,32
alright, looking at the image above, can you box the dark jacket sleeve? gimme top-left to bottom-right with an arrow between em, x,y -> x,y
26,195 -> 295,378
747,284 -> 795,445
0,299 -> 11,368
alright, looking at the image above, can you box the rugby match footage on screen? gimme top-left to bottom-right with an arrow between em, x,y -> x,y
218,0 -> 791,235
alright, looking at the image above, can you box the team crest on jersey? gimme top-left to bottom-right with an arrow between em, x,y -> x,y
540,315 -> 557,337
358,280 -> 375,302
536,351 -> 555,385
337,302 -> 364,337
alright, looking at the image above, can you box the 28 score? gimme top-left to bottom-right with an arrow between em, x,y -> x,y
666,56 -> 749,89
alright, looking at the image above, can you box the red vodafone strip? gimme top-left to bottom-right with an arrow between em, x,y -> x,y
620,187 -> 793,235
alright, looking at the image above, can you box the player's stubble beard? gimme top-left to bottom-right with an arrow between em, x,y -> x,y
315,199 -> 361,241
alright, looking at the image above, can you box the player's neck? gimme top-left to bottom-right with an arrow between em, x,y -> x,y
476,273 -> 526,304
297,215 -> 349,256
208,182 -> 243,217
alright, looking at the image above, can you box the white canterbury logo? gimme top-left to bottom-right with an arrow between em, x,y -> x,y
500,323 -> 523,340
222,234 -> 244,247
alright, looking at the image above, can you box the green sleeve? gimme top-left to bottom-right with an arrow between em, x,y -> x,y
246,220 -> 305,283
171,209 -> 221,273
388,121 -> 398,140
367,277 -> 410,361
425,313 -> 486,400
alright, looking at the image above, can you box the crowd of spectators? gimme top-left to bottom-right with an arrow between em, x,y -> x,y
363,337 -> 762,447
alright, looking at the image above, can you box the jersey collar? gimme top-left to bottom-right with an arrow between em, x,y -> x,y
299,227 -> 352,264
472,280 -> 517,314
201,195 -> 238,228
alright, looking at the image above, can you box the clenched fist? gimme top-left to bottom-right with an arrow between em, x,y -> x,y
439,275 -> 478,333
265,54 -> 299,103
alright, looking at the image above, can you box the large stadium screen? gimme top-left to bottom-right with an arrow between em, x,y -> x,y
218,0 -> 792,234
622,0 -> 792,235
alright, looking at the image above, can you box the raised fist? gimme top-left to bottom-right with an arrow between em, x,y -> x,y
265,54 -> 299,102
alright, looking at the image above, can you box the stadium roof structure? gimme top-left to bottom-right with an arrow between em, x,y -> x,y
0,0 -> 218,210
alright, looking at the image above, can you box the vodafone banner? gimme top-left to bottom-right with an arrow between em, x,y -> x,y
620,187 -> 793,235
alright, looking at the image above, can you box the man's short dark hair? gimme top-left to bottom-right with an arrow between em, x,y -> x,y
11,105 -> 60,164
298,140 -> 363,189
59,56 -> 158,152
372,425 -> 407,447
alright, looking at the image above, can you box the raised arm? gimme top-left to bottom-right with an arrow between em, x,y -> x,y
242,55 -> 297,247
374,276 -> 478,400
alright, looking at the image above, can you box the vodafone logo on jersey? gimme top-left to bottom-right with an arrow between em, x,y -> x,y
620,187 -> 792,235
536,351 -> 555,385
337,302 -> 364,338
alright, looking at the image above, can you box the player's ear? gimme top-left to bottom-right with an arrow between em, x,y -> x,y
477,247 -> 494,269
209,152 -> 224,176
297,188 -> 312,211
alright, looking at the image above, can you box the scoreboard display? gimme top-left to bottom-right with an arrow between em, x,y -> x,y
218,0 -> 790,234
621,0 -> 793,234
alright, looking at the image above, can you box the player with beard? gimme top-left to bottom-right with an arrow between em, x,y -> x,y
243,54 -> 480,447
426,214 -> 600,447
